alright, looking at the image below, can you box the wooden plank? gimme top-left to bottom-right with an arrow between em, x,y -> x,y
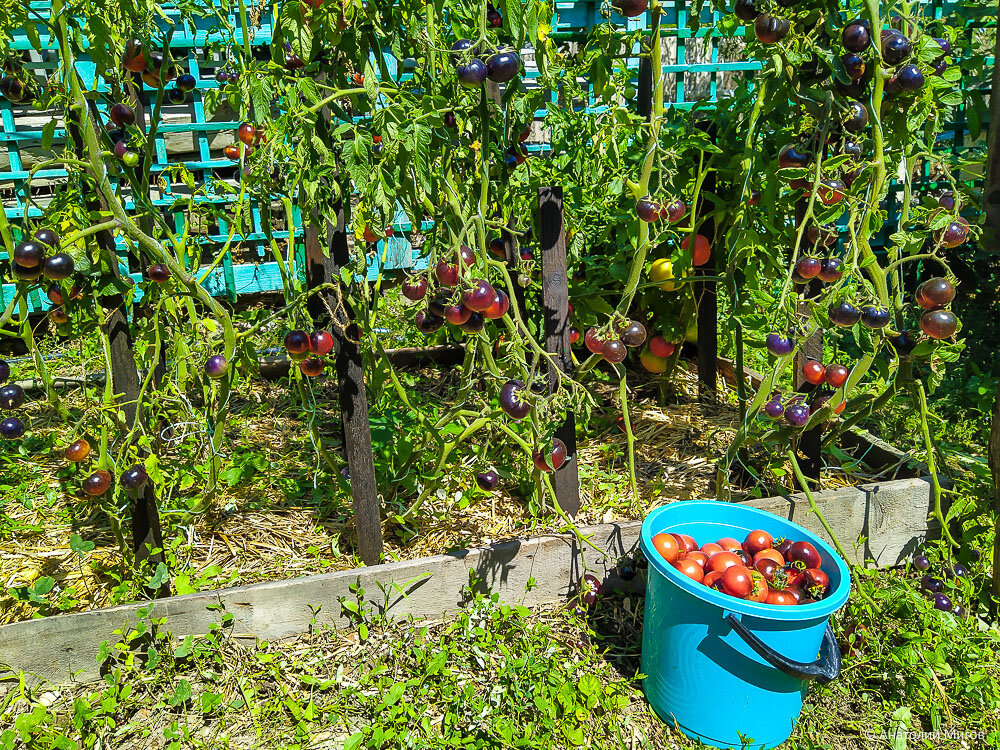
538,186 -> 581,517
304,203 -> 383,566
0,474 -> 938,688
986,7 -> 1000,255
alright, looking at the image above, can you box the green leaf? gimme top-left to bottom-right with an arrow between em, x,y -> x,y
169,679 -> 192,707
174,635 -> 194,659
146,562 -> 168,591
343,732 -> 364,750
41,119 -> 57,152
33,576 -> 55,595
363,60 -> 379,102
425,649 -> 448,675
69,533 -> 95,556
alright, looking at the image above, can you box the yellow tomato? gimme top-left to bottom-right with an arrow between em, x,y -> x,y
640,349 -> 668,373
684,317 -> 698,344
649,258 -> 676,291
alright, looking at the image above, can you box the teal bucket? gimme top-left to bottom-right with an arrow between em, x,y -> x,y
639,501 -> 850,749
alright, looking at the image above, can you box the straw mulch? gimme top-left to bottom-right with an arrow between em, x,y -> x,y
0,363 -> 852,625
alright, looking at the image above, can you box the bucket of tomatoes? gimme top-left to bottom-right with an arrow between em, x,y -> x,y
639,500 -> 850,750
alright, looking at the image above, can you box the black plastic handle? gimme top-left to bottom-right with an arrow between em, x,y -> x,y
724,614 -> 841,684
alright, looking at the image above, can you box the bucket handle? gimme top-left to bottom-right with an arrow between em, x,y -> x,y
724,614 -> 841,684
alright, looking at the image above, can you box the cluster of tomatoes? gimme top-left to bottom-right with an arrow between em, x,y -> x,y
581,320 -> 648,365
282,329 -> 336,377
63,436 -> 149,498
406,245 -> 510,335
0,358 -> 27,440
223,122 -> 267,165
449,38 -> 521,88
651,528 -> 831,606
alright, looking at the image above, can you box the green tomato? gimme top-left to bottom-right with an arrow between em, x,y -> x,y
122,151 -> 139,167
684,317 -> 698,344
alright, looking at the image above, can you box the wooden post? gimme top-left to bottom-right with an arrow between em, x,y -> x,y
305,205 -> 383,566
793,199 -> 823,486
984,3 -> 1000,249
637,56 -> 652,120
538,186 -> 581,517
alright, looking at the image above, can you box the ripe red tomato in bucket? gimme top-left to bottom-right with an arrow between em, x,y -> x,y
707,551 -> 743,575
671,533 -> 698,553
652,532 -> 680,564
743,529 -> 774,557
789,541 -> 822,569
766,589 -> 798,606
674,556 -> 705,583
721,565 -> 753,598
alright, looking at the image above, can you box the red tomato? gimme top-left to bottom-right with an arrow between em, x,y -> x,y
674,557 -> 705,583
721,565 -> 753,598
801,360 -> 826,386
671,533 -> 698,553
747,571 -> 769,603
834,401 -> 846,415
803,568 -> 830,597
700,542 -> 724,558
775,538 -> 793,557
786,585 -> 805,603
743,529 -> 774,557
681,234 -> 711,266
652,532 -> 680,564
784,567 -> 807,589
703,570 -> 724,590
362,227 -> 379,243
753,548 -> 785,566
825,363 -> 849,388
707,551 -> 743,575
766,589 -> 798,606
716,537 -> 743,554
683,551 -> 709,569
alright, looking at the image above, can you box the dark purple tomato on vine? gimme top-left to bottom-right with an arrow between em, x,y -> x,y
920,574 -> 943,594
747,189 -> 761,206
784,404 -> 810,428
487,7 -> 503,27
754,14 -> 790,44
932,36 -> 952,57
860,306 -> 890,329
65,438 -> 91,462
839,139 -> 862,159
843,101 -> 868,133
569,327 -> 581,345
764,399 -> 784,419
176,73 -> 197,92
12,262 -> 43,281
612,0 -> 648,17
895,64 -> 924,92
147,263 -> 171,283
456,244 -> 476,268
13,240 -> 44,268
602,339 -> 627,364
223,144 -> 241,160
841,53 -> 866,81
841,167 -> 863,189
917,277 -> 955,310
825,363 -> 849,388
935,217 -> 969,248
401,276 -> 427,301
462,279 -> 495,312
226,71 -> 239,84
460,311 -> 486,333
443,111 -> 457,129
920,309 -> 958,339
488,237 -> 505,257
435,261 -> 459,287
0,384 -> 25,410
518,248 -> 534,263
499,380 -> 530,420
796,257 -> 821,279
215,69 -> 229,84
486,51 -> 520,83
842,20 -> 871,52
309,331 -> 334,356
0,417 -> 25,440
661,199 -> 686,223
167,87 -> 186,105
777,143 -> 810,169
881,31 -> 912,65
49,307 -> 69,325
0,77 -> 31,103
818,258 -> 844,283
238,122 -> 258,147
932,593 -> 952,612
33,227 -> 58,248
937,191 -> 956,210
807,224 -> 838,247
205,355 -> 228,379
450,39 -> 475,64
284,329 -> 310,355
82,470 -> 113,496
636,198 -> 660,223
120,464 -> 149,491
484,289 -> 510,320
442,304 -> 471,326
457,59 -> 488,88
584,327 -> 605,355
533,438 -> 568,472
0,359 -> 8,385
829,300 -> 861,327
733,0 -> 759,21
765,333 -> 794,357
802,360 -> 826,385
300,357 -> 324,377
620,321 -> 646,347
945,563 -> 969,579
123,39 -> 147,73
109,102 -> 136,127
889,330 -> 917,356
912,553 -> 930,571
42,253 -> 74,281
816,179 -> 847,206
284,52 -> 304,71
415,310 -> 444,334
476,469 -> 499,492
809,392 -> 832,414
